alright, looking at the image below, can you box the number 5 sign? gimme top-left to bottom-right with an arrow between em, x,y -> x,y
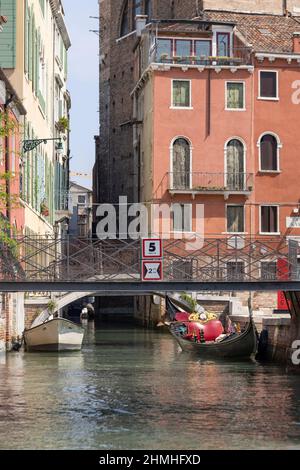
142,239 -> 163,259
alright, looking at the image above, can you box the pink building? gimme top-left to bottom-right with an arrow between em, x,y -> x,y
0,69 -> 26,235
134,12 -> 300,249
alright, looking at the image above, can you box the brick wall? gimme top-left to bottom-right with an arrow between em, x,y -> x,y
95,0 -> 200,207
234,291 -> 277,312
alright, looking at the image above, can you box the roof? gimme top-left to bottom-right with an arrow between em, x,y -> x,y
153,11 -> 300,54
70,181 -> 92,193
201,10 -> 300,54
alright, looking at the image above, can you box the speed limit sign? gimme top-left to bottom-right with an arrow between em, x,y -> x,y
142,239 -> 162,259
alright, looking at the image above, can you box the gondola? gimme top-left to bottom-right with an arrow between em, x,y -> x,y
166,296 -> 257,359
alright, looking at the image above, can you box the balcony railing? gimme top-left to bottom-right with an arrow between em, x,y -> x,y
168,172 -> 254,193
155,47 -> 252,67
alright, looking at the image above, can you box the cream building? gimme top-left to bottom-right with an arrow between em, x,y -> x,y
1,0 -> 71,236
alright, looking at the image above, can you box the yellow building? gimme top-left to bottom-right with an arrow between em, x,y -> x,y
0,0 -> 71,236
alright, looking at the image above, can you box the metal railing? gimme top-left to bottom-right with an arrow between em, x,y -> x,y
0,235 -> 299,284
168,172 -> 254,192
155,47 -> 252,67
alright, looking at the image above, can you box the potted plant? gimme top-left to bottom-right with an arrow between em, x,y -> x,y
56,116 -> 69,133
47,300 -> 58,317
40,200 -> 49,217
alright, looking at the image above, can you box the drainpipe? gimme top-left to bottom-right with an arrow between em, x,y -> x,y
283,0 -> 288,16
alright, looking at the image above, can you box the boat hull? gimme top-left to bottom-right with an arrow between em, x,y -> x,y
24,319 -> 85,352
170,319 -> 257,359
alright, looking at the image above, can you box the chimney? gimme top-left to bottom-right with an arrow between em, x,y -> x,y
135,15 -> 148,37
293,32 -> 300,53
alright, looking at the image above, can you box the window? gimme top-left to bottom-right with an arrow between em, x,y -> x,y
175,40 -> 192,58
172,138 -> 191,189
172,204 -> 192,232
217,33 -> 230,56
157,38 -> 172,61
260,206 -> 279,234
132,0 -> 142,28
78,195 -> 86,204
259,71 -> 278,99
261,261 -> 277,280
260,134 -> 279,171
120,1 -> 129,37
145,0 -> 152,21
195,40 -> 211,58
227,206 -> 245,233
226,140 -> 245,190
172,80 -> 191,108
226,82 -> 245,110
226,261 -> 245,280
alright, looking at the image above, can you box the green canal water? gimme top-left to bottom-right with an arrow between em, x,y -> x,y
1,322 -> 300,450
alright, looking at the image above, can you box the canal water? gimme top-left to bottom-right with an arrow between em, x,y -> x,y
1,322 -> 300,450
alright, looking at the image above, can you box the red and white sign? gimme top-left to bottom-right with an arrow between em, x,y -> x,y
142,239 -> 162,259
142,261 -> 163,281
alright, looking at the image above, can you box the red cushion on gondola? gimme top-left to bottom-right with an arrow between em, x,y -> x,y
175,312 -> 190,322
186,320 -> 224,342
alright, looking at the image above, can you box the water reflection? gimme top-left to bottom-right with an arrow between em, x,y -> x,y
0,325 -> 300,450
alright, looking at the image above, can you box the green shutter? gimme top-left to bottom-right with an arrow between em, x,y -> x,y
39,0 -> 45,16
64,47 -> 67,78
28,8 -> 32,80
60,36 -> 64,65
0,0 -> 17,68
35,30 -> 40,95
24,0 -> 29,74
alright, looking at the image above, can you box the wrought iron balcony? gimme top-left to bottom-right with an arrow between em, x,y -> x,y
168,172 -> 254,195
155,47 -> 252,67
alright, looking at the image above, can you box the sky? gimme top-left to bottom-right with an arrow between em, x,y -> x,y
63,0 -> 99,189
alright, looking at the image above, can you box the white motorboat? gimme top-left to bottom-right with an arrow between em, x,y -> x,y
24,317 -> 85,352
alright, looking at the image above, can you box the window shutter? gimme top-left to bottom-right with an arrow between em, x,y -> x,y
28,9 -> 33,80
24,1 -> 29,74
64,47 -> 68,78
184,204 -> 192,232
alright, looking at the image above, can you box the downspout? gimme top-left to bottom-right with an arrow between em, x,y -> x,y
282,0 -> 288,16
206,69 -> 211,137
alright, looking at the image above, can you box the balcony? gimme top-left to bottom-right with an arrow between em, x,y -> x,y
154,47 -> 252,68
168,172 -> 253,198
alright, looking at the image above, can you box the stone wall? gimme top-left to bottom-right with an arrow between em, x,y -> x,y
0,293 -> 25,352
134,295 -> 163,327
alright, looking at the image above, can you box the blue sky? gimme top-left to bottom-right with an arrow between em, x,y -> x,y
63,0 -> 99,189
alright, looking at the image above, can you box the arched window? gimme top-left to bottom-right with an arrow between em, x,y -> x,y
120,0 -> 129,37
172,138 -> 191,189
260,134 -> 279,171
145,0 -> 152,21
226,139 -> 245,190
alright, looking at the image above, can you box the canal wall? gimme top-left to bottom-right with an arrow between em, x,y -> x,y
0,293 -> 25,352
231,313 -> 294,363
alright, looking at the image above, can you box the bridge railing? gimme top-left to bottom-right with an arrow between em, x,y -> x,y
0,235 -> 299,283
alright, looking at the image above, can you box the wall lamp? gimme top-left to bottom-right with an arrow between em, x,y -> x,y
23,137 -> 64,154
